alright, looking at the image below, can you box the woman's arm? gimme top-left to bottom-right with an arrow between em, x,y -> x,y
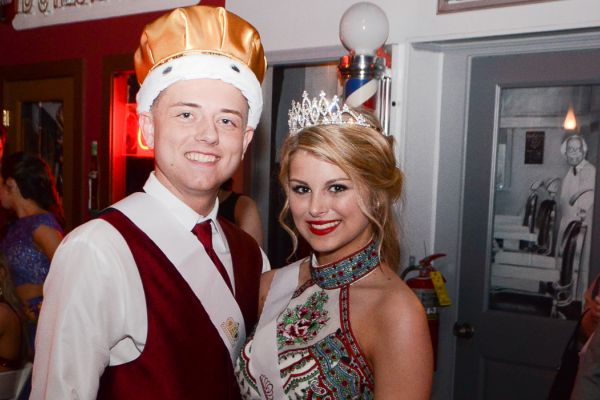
235,195 -> 263,247
32,225 -> 63,260
371,287 -> 434,399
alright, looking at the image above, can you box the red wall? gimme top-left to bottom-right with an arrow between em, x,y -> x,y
0,0 -> 225,225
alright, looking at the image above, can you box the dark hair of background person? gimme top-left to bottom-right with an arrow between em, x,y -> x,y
1,152 -> 65,230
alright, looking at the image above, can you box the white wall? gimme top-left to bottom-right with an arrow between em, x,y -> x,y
227,0 -> 600,51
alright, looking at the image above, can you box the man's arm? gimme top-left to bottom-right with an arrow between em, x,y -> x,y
31,220 -> 137,400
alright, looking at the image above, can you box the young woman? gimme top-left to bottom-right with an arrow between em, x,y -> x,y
236,92 -> 433,399
0,152 -> 64,353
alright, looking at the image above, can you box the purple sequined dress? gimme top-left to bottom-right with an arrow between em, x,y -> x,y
1,213 -> 62,287
0,213 -> 62,352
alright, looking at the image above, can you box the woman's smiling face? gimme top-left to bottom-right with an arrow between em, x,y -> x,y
288,150 -> 372,265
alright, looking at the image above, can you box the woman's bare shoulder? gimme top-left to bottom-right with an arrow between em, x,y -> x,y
356,267 -> 433,398
353,266 -> 426,329
380,275 -> 425,321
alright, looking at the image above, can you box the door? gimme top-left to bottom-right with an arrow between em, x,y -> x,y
454,49 -> 600,399
3,77 -> 80,230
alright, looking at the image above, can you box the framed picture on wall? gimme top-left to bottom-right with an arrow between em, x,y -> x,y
524,130 -> 544,164
437,0 -> 558,13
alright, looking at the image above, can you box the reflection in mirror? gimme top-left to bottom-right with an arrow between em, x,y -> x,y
490,86 -> 598,320
20,101 -> 64,200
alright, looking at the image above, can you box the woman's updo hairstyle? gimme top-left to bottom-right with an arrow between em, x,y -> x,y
1,152 -> 65,229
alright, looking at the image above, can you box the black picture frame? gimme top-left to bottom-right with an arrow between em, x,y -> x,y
437,0 -> 559,13
524,130 -> 545,165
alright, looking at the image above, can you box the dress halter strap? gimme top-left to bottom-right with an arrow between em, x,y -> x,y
310,240 -> 380,290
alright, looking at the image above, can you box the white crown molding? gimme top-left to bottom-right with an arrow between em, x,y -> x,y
12,0 -> 197,30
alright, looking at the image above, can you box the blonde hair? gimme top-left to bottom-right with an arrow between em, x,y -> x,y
278,111 -> 404,270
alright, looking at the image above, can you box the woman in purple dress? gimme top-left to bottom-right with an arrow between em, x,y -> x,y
0,152 -> 64,354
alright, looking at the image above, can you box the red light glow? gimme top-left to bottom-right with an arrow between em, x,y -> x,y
138,128 -> 150,151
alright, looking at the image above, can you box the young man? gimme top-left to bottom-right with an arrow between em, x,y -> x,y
31,6 -> 268,399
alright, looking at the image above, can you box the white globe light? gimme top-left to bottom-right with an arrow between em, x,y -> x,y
339,2 -> 389,56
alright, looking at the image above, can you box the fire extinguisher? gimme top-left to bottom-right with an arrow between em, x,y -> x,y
401,253 -> 450,370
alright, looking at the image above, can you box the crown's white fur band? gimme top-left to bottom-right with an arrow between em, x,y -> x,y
136,54 -> 263,129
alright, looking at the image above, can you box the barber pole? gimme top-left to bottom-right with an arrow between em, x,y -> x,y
339,50 -> 391,132
339,54 -> 379,109
338,2 -> 392,134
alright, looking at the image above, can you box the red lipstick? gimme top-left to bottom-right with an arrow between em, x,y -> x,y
307,220 -> 340,236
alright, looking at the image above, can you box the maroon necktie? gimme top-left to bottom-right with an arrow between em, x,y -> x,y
191,220 -> 233,292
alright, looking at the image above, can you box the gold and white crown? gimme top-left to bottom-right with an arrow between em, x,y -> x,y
288,91 -> 371,135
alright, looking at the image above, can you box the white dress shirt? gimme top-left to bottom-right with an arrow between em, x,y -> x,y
31,173 -> 269,400
558,159 -> 595,300
559,159 -> 595,228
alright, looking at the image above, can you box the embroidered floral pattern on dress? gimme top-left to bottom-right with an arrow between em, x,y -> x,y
235,240 -> 380,399
259,375 -> 274,400
236,343 -> 260,396
277,290 -> 330,349
280,329 -> 375,399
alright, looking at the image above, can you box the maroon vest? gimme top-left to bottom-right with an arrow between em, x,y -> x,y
97,210 -> 262,400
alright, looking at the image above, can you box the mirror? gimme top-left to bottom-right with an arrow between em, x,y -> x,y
490,85 -> 599,320
20,101 -> 64,200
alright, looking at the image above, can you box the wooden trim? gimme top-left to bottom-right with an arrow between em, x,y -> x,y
437,0 -> 559,13
0,59 -> 84,230
101,53 -> 134,207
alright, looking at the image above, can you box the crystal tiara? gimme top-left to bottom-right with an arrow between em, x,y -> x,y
288,91 -> 372,135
